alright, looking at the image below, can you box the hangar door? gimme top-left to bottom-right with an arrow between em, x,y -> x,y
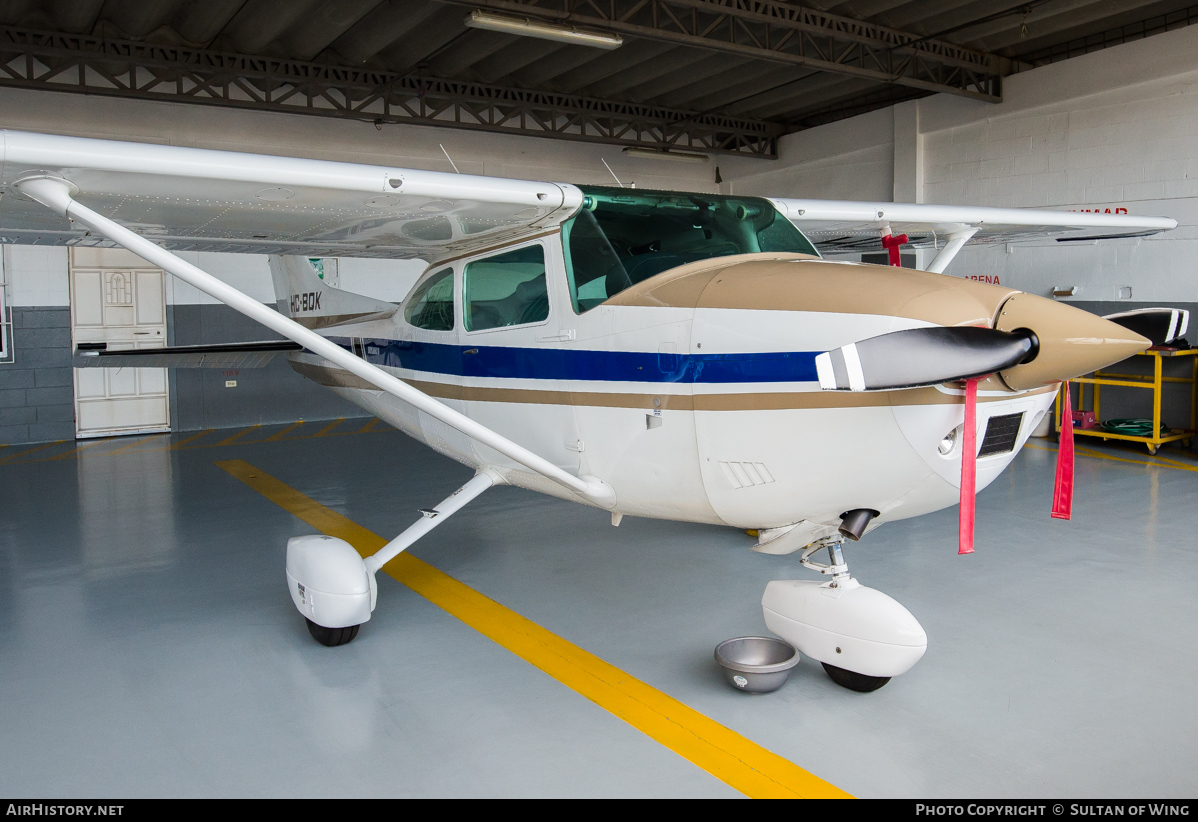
70,248 -> 170,438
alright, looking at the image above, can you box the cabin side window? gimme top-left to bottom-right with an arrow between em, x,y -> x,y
462,244 -> 549,332
403,267 -> 455,331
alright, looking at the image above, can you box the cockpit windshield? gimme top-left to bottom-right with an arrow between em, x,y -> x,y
561,186 -> 820,313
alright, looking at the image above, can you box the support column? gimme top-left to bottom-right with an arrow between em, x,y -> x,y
893,100 -> 923,205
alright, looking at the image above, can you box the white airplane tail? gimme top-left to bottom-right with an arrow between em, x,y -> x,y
268,255 -> 396,329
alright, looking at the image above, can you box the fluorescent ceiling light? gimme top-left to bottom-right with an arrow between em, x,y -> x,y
622,147 -> 710,163
465,11 -> 623,49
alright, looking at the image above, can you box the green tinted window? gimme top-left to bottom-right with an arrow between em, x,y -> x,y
562,187 -> 820,314
463,244 -> 549,332
404,268 -> 454,331
562,209 -> 632,314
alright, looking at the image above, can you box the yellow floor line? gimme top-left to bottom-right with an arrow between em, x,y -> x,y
313,418 -> 344,437
217,425 -> 260,446
265,421 -> 305,441
170,429 -> 215,450
214,458 -> 849,800
100,433 -> 172,457
0,440 -> 64,464
45,440 -> 105,461
357,417 -> 379,433
1024,442 -> 1198,474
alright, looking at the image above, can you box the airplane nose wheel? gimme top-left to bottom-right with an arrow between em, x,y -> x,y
305,618 -> 360,647
800,537 -> 893,692
760,513 -> 928,692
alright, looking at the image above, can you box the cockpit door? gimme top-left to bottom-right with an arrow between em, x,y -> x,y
458,239 -> 580,473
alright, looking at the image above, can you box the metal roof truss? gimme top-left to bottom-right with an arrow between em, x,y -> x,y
0,25 -> 782,158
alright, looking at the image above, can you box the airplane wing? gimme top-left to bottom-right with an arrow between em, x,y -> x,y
0,130 -> 580,260
4,130 -> 613,504
0,129 -> 1179,508
770,198 -> 1178,256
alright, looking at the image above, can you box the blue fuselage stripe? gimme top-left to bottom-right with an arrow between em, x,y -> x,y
328,337 -> 819,384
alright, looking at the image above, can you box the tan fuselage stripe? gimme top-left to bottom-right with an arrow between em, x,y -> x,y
291,359 -> 1054,411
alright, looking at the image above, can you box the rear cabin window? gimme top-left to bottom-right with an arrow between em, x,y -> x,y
463,245 -> 549,332
561,187 -> 820,314
404,267 -> 455,331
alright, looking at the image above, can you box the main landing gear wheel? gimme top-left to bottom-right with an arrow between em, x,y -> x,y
822,662 -> 891,692
305,618 -> 360,647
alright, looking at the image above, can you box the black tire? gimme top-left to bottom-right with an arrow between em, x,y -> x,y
305,618 -> 360,647
822,662 -> 890,692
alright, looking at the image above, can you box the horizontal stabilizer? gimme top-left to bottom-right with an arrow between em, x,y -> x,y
815,327 -> 1036,391
1103,308 -> 1189,346
74,340 -> 302,369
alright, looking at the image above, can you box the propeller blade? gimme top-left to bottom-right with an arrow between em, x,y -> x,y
815,327 -> 1036,391
1102,308 -> 1189,347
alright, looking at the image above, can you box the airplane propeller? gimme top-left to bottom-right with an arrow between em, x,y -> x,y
1103,308 -> 1189,347
813,303 -> 1169,554
814,326 -> 1038,392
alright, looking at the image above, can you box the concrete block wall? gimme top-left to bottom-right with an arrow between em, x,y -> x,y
724,23 -> 1198,308
720,23 -> 1198,444
168,303 -> 368,432
0,307 -> 75,444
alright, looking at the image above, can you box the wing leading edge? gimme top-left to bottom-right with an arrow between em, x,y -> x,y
771,198 -> 1178,256
0,130 -> 580,260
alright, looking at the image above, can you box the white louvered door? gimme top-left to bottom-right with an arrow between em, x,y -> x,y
70,248 -> 170,437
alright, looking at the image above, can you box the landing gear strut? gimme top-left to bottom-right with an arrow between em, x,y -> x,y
798,537 -> 893,692
287,471 -> 497,647
762,516 -> 928,692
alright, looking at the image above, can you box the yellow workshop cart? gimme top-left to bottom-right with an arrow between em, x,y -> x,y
1055,348 -> 1198,454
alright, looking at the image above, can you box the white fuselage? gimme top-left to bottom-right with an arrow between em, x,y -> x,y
289,241 -> 1055,537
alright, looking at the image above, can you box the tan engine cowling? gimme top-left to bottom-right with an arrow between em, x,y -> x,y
995,292 -> 1151,391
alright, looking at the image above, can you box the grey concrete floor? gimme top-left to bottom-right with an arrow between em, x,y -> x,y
0,422 -> 1196,798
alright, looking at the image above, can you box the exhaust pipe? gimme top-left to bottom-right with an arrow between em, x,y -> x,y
839,509 -> 879,541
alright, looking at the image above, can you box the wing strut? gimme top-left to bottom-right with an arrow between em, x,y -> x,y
925,229 -> 977,274
19,175 -> 613,506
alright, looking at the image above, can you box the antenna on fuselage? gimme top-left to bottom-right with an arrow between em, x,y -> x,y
601,158 -> 624,188
439,144 -> 460,174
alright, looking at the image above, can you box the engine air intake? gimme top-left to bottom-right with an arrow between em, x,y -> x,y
978,412 -> 1024,457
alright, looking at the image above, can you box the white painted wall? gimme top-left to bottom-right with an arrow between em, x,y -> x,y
728,107 -> 895,202
5,246 -> 68,307
728,23 -> 1198,304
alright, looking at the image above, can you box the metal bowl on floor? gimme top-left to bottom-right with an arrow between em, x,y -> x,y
714,636 -> 799,694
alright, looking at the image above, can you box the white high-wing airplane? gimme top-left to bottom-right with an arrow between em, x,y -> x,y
4,130 -> 1180,692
